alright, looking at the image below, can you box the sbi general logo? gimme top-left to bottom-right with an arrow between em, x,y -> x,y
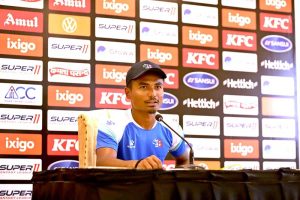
183,72 -> 219,90
160,92 -> 178,110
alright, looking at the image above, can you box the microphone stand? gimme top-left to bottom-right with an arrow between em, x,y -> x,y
155,114 -> 204,170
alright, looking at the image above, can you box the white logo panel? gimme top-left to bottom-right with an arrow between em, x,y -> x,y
183,115 -> 220,136
263,140 -> 296,159
0,83 -> 43,106
183,0 -> 218,4
186,138 -> 220,158
0,58 -> 43,81
140,21 -> 178,44
48,37 -> 91,60
0,0 -> 43,9
48,61 -> 91,84
263,161 -> 296,170
0,158 -> 41,180
95,17 -> 136,40
223,161 -> 259,170
222,51 -> 257,73
140,1 -> 178,22
262,118 -> 295,138
182,4 -> 218,26
222,0 -> 256,9
0,108 -> 42,130
47,110 -> 83,132
0,184 -> 32,199
95,41 -> 136,63
224,117 -> 259,137
223,95 -> 258,115
261,75 -> 294,96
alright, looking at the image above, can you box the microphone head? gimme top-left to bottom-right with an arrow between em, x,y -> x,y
155,114 -> 163,122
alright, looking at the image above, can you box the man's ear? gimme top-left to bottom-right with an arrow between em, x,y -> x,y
125,87 -> 131,100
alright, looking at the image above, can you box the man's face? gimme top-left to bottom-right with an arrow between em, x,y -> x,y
125,72 -> 164,114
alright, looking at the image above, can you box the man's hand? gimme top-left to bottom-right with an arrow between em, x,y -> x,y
135,155 -> 162,169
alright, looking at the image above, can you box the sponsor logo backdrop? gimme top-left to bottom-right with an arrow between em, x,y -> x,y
0,0 -> 298,183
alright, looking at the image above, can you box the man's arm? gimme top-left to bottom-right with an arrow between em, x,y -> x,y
96,147 -> 163,169
175,148 -> 190,167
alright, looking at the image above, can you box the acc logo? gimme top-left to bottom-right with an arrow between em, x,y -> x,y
160,92 -> 178,110
183,72 -> 219,90
47,160 -> 79,170
261,35 -> 292,53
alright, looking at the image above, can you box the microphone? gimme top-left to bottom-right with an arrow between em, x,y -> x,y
155,114 -> 203,169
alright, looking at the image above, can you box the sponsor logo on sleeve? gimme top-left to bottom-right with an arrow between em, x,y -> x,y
260,35 -> 292,53
0,9 -> 43,33
0,158 -> 41,180
222,8 -> 256,30
47,160 -> 79,170
183,71 -> 219,90
140,0 -> 178,22
261,75 -> 294,96
95,64 -> 129,86
95,41 -> 135,63
259,0 -> 292,13
222,51 -> 257,73
95,17 -> 135,40
262,118 -> 295,138
48,61 -> 90,84
186,138 -> 220,158
0,184 -> 32,199
183,48 -> 219,69
160,92 -> 178,110
47,135 -> 78,156
261,97 -> 294,117
0,0 -> 43,9
263,140 -> 295,159
224,139 -> 259,159
0,58 -> 43,81
140,44 -> 178,66
182,26 -> 218,48
48,85 -> 90,108
0,83 -> 43,106
47,110 -> 82,131
48,37 -> 90,60
49,0 -> 91,13
0,133 -> 42,155
95,88 -> 131,109
96,0 -> 135,17
140,21 -> 178,44
221,0 -> 256,9
0,33 -> 43,57
182,4 -> 218,26
224,117 -> 259,137
183,115 -> 220,136
49,14 -> 90,36
222,30 -> 257,51
223,95 -> 258,115
0,108 -> 42,130
260,12 -> 292,33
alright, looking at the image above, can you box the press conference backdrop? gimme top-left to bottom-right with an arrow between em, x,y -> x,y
0,0 -> 298,197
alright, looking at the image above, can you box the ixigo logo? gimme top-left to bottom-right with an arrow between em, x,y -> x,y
188,30 -> 213,44
266,0 -> 287,9
147,48 -> 172,63
56,90 -> 83,104
103,0 -> 129,13
5,137 -> 34,152
230,142 -> 254,156
7,38 -> 36,53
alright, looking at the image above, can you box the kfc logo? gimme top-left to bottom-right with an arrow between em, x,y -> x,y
95,88 -> 130,109
260,13 -> 292,33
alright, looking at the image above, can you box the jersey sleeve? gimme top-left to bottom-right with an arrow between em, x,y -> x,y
168,122 -> 187,157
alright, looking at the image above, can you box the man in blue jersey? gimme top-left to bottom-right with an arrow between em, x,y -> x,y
96,60 -> 189,169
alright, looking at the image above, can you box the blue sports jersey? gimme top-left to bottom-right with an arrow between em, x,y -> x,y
96,109 -> 186,162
